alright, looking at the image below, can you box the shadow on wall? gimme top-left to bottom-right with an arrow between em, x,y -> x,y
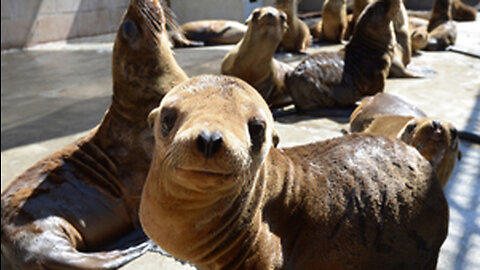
441,92 -> 480,269
1,0 -> 128,50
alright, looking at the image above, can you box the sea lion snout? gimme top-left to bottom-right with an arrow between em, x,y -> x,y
196,130 -> 224,158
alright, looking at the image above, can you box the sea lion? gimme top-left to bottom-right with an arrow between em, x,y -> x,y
221,7 -> 293,108
355,115 -> 460,187
285,0 -> 398,111
408,16 -> 429,51
1,0 -> 188,269
274,0 -> 311,52
451,0 -> 477,21
407,0 -> 477,22
426,0 -> 457,51
175,20 -> 247,46
312,0 -> 348,43
139,74 -> 448,269
349,92 -> 426,132
349,93 -> 461,187
352,0 -> 373,27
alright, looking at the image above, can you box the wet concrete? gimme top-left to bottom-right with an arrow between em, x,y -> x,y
2,17 -> 480,270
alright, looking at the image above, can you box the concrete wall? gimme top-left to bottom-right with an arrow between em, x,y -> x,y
1,0 -> 129,50
170,0 -> 266,24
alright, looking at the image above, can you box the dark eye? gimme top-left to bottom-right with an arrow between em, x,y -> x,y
449,127 -> 458,139
280,14 -> 286,22
161,109 -> 177,137
252,11 -> 260,21
122,18 -> 139,41
405,123 -> 417,134
248,118 -> 265,152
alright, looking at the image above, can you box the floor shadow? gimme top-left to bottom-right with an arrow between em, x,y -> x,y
442,92 -> 480,269
1,96 -> 110,151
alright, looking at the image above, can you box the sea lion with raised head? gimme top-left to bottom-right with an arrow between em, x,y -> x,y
221,7 -> 293,108
285,0 -> 398,111
1,0 -> 188,269
274,0 -> 311,52
174,20 -> 247,46
140,74 -> 448,269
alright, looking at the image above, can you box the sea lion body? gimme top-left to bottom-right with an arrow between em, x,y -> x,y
274,0 -> 311,52
180,20 -> 247,45
221,7 -> 293,108
320,0 -> 348,42
350,93 -> 460,187
140,74 -> 448,269
285,0 -> 397,111
1,1 -> 188,269
452,0 -> 477,21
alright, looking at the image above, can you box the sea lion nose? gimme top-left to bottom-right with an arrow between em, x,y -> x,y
265,11 -> 275,18
431,120 -> 442,133
196,130 -> 223,158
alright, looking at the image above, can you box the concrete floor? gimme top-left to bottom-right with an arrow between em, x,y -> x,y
2,17 -> 480,270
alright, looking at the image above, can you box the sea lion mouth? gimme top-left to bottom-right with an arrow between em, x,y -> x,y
175,168 -> 233,179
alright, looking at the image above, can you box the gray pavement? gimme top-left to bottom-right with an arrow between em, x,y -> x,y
2,17 -> 480,270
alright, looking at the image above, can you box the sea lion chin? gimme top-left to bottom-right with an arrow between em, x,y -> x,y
140,74 -> 448,269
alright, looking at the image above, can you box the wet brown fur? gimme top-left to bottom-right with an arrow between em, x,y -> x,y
140,74 -> 449,269
1,1 -> 188,269
350,93 -> 460,187
285,0 -> 398,111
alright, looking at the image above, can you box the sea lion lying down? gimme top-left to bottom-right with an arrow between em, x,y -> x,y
1,0 -> 188,269
350,93 -> 461,188
140,74 -> 448,269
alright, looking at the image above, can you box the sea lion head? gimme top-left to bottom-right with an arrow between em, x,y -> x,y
147,75 -> 279,194
399,117 -> 460,186
353,0 -> 400,47
411,28 -> 428,51
245,7 -> 287,42
112,0 -> 186,101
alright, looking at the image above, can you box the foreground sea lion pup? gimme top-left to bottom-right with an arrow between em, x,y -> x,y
221,7 -> 293,108
350,93 -> 461,187
1,0 -> 188,269
140,74 -> 448,269
274,0 -> 311,52
285,0 -> 398,111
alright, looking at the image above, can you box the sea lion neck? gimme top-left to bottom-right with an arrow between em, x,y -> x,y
108,33 -> 188,125
238,31 -> 278,65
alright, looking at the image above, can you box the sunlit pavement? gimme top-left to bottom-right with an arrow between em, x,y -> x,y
1,17 -> 479,270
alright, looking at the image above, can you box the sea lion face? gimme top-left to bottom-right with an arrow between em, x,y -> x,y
148,75 -> 278,192
399,118 -> 460,170
246,7 -> 287,39
112,0 -> 177,96
411,28 -> 428,51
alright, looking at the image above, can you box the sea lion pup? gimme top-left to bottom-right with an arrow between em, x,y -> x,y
313,0 -> 348,43
451,0 -> 477,21
174,20 -> 247,46
425,0 -> 457,51
140,74 -> 448,269
350,93 -> 460,187
408,17 -> 429,51
285,0 -> 398,111
1,0 -> 188,269
408,0 -> 477,22
274,0 -> 311,52
221,7 -> 293,108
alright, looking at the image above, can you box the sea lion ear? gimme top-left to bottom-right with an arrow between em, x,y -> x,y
148,107 -> 161,129
272,128 -> 280,148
